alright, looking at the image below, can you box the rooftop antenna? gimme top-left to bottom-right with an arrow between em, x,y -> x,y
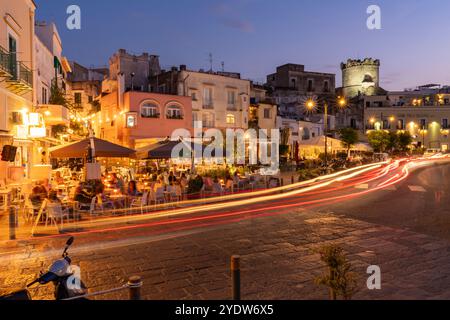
208,53 -> 213,72
221,61 -> 225,72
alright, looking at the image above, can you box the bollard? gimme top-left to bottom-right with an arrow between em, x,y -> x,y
128,275 -> 143,300
231,255 -> 241,300
280,178 -> 284,187
291,176 -> 294,185
9,206 -> 16,241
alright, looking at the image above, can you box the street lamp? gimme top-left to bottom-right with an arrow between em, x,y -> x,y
420,128 -> 428,149
130,72 -> 136,91
304,96 -> 347,167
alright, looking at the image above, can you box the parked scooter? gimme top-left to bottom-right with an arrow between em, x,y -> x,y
0,236 -> 88,300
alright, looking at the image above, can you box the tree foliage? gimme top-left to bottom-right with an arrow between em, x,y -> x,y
339,128 -> 359,155
367,131 -> 390,152
49,80 -> 69,107
368,130 -> 413,153
397,131 -> 413,151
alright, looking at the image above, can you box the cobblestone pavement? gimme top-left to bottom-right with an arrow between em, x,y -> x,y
1,208 -> 450,300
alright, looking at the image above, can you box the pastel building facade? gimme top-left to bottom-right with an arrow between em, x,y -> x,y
34,21 -> 72,140
97,72 -> 192,149
149,66 -> 251,132
0,0 -> 36,180
249,84 -> 277,134
364,87 -> 450,150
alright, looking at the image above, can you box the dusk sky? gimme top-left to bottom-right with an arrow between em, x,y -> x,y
35,0 -> 450,91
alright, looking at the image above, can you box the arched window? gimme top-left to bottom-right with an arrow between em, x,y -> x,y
226,114 -> 236,125
363,74 -> 374,83
141,102 -> 159,118
166,104 -> 183,119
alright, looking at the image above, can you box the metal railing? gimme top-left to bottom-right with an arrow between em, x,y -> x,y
3,56 -> 33,89
62,276 -> 142,300
0,46 -> 11,75
202,102 -> 214,109
17,62 -> 33,87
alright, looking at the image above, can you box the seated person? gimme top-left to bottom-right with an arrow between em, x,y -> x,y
48,190 -> 62,204
203,175 -> 213,191
225,175 -> 234,191
169,181 -> 182,199
211,178 -> 223,194
73,185 -> 92,204
110,173 -> 125,193
30,183 -> 48,207
54,171 -> 64,185
168,171 -> 176,185
126,180 -> 141,197
180,173 -> 188,192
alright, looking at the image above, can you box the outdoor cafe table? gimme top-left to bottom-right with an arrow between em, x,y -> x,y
108,194 -> 127,208
0,188 -> 12,211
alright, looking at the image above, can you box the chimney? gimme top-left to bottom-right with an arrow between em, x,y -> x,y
149,55 -> 161,76
117,72 -> 125,109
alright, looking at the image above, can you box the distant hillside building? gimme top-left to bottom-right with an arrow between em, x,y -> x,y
66,61 -> 108,116
364,85 -> 450,151
267,63 -> 335,97
265,63 -> 336,127
108,49 -> 161,92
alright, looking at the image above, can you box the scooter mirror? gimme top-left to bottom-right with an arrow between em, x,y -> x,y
66,237 -> 74,246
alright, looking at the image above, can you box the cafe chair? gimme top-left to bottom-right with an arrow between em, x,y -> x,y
130,192 -> 149,214
45,202 -> 70,232
155,187 -> 166,205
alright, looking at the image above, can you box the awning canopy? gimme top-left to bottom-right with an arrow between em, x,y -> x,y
49,137 -> 135,158
135,140 -> 219,160
298,136 -> 372,152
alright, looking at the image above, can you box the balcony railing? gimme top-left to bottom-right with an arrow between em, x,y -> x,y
166,114 -> 184,120
0,46 -> 12,78
5,61 -> 33,94
227,103 -> 237,111
18,62 -> 33,86
202,101 -> 214,109
202,121 -> 215,128
141,113 -> 160,119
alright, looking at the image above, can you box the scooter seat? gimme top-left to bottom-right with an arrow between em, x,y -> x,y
0,289 -> 32,300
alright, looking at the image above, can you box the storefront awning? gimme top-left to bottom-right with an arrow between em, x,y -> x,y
135,140 -> 219,160
49,137 -> 135,158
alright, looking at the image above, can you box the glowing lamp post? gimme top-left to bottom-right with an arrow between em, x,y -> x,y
304,97 -> 347,167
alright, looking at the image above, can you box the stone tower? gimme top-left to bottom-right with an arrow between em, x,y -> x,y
341,58 -> 380,98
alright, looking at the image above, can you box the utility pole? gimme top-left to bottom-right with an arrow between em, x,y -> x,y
208,53 -> 213,72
